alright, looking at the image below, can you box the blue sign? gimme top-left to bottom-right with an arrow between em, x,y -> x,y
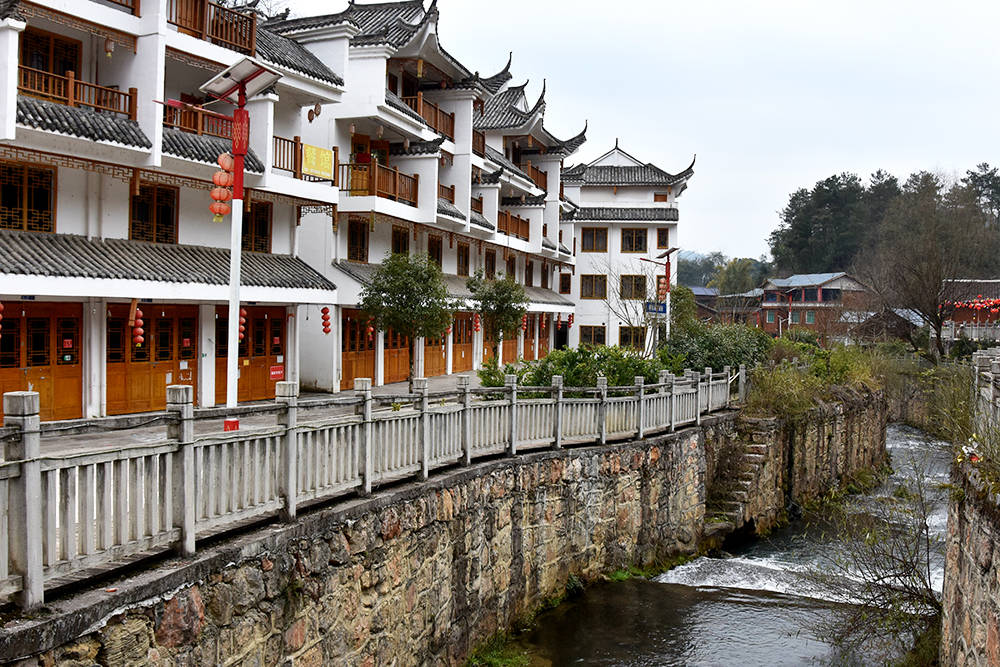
645,301 -> 667,314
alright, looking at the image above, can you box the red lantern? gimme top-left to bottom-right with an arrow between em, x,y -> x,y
568,314 -> 574,329
218,152 -> 235,172
213,170 -> 233,187
321,306 -> 332,335
557,315 -> 562,330
211,186 -> 232,202
473,312 -> 481,332
210,201 -> 231,223
133,335 -> 144,345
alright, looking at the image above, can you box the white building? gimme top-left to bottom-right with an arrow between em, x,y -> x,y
560,143 -> 695,351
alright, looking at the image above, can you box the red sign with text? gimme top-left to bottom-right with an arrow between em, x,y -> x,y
269,365 -> 284,381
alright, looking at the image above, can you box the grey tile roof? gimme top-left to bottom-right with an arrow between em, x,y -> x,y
562,155 -> 696,186
558,242 -> 571,255
0,0 -> 23,20
264,0 -> 424,39
484,146 -> 530,182
255,28 -> 344,86
390,136 -> 445,156
162,128 -> 264,173
17,96 -> 152,149
542,237 -> 556,251
470,211 -> 494,231
524,285 -> 573,307
943,279 -> 1000,300
481,53 -> 512,94
539,121 -> 587,157
475,81 -> 544,131
385,90 -> 427,124
476,168 -> 504,185
501,193 -> 545,206
437,197 -> 464,219
688,286 -> 719,297
0,230 -> 336,291
564,207 -> 679,222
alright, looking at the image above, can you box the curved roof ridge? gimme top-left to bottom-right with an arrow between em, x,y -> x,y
482,52 -> 513,93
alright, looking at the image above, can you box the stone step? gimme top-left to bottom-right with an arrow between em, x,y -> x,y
747,444 -> 768,455
743,453 -> 766,463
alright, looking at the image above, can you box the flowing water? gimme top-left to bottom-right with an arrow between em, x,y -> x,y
518,425 -> 950,666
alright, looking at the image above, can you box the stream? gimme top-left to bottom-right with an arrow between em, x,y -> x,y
517,425 -> 950,666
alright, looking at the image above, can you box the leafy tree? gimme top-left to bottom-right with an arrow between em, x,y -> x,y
962,162 -> 1000,226
466,270 -> 529,350
856,172 -> 999,357
677,251 -> 726,287
669,285 -> 698,333
709,257 -> 757,295
360,252 -> 455,391
659,323 -> 773,373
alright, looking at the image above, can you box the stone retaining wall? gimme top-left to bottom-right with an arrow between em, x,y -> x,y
941,463 -> 1000,666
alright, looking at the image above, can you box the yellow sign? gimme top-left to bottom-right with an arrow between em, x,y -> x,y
302,144 -> 333,180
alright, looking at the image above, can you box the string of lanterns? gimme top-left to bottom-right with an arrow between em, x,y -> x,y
210,153 -> 234,223
132,308 -> 144,346
942,296 -> 1000,315
321,307 -> 331,335
238,307 -> 247,341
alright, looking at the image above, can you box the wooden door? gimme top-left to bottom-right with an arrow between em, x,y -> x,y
341,309 -> 374,391
502,334 -> 517,364
483,337 -> 497,364
107,304 -> 198,415
0,303 -> 82,422
215,306 -> 285,404
383,328 -> 410,385
452,314 -> 474,373
424,334 -> 446,377
538,315 -> 550,358
350,134 -> 371,194
170,0 -> 205,36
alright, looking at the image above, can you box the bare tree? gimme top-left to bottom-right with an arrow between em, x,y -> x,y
855,172 -> 999,358
591,256 -> 665,355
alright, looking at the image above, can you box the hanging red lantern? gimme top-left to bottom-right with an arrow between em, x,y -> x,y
210,201 -> 231,223
133,335 -> 144,345
321,306 -> 332,335
567,314 -> 574,329
473,312 -> 481,332
218,152 -> 235,172
213,170 -> 233,187
132,307 -> 144,346
556,315 -> 562,330
521,313 -> 528,331
211,186 -> 232,202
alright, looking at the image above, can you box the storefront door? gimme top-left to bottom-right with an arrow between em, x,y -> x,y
215,306 -> 286,404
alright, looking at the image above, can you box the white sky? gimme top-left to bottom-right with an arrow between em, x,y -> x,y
291,0 -> 1000,258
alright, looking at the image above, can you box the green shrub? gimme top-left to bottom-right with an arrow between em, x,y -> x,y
659,322 -> 773,372
744,364 -> 825,420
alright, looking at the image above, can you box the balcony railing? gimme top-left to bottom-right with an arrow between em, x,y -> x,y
519,161 -> 547,192
339,162 -> 418,207
400,92 -> 455,140
167,0 -> 256,55
163,105 -> 232,139
471,195 -> 484,214
498,210 -> 530,241
18,66 -> 137,120
273,135 -> 339,184
438,183 -> 455,203
472,130 -> 486,157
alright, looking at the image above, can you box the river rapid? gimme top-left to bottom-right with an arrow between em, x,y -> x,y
517,425 -> 950,666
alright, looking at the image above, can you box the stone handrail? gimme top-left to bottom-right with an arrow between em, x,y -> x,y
0,365 -> 746,610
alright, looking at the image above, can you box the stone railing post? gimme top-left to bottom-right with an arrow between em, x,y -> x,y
694,370 -> 703,426
738,364 -> 747,402
635,376 -> 646,439
597,376 -> 608,445
704,367 -> 712,414
166,385 -> 195,557
4,391 -> 43,609
668,372 -> 677,432
276,381 -> 298,521
458,375 -> 472,465
415,378 -> 430,478
658,370 -> 670,431
354,378 -> 373,494
551,375 -> 563,449
505,374 -> 518,456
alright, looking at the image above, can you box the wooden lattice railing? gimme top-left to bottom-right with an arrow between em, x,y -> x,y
18,66 -> 136,120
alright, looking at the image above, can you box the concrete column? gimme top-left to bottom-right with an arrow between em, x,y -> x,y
0,19 -> 25,141
375,330 -> 385,386
197,304 -> 216,407
446,326 -> 454,375
84,298 -> 105,418
166,385 -> 195,556
4,391 -> 43,609
286,305 -> 300,386
128,32 -> 166,166
533,314 -> 540,360
276,381 -> 299,520
247,93 -> 277,179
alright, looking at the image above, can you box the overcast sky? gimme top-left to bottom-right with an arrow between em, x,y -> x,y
292,0 -> 1000,259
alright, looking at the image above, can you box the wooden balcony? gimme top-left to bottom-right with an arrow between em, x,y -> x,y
273,135 -> 339,184
167,0 -> 256,55
471,195 -> 484,214
163,105 -> 232,139
472,130 -> 486,157
400,92 -> 455,140
18,66 -> 137,120
438,183 -> 455,203
339,162 -> 418,207
519,161 -> 547,192
497,210 -> 530,241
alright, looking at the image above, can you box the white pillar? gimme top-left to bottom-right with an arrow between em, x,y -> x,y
446,327 -> 454,375
533,314 -> 540,360
0,19 -> 24,141
84,298 -> 105,418
375,330 -> 385,386
286,305 -> 300,386
225,204 -> 243,408
198,304 -> 216,407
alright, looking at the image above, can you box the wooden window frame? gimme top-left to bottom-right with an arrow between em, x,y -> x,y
766,310 -> 775,324
457,242 -> 470,277
581,227 -> 608,252
0,159 -> 57,233
428,235 -> 443,268
559,273 -> 571,295
525,260 -> 533,287
391,225 -> 409,255
129,182 -> 178,244
20,27 -> 82,76
505,255 -> 516,279
654,193 -> 668,202
579,325 -> 606,346
242,200 -> 272,253
484,249 -> 496,279
580,274 -> 607,300
657,227 -> 670,249
620,227 -> 648,253
619,275 -> 646,300
347,219 -> 369,263
541,262 -> 549,289
619,326 -> 646,349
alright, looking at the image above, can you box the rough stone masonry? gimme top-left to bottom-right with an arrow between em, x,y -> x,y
1,397 -> 888,667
